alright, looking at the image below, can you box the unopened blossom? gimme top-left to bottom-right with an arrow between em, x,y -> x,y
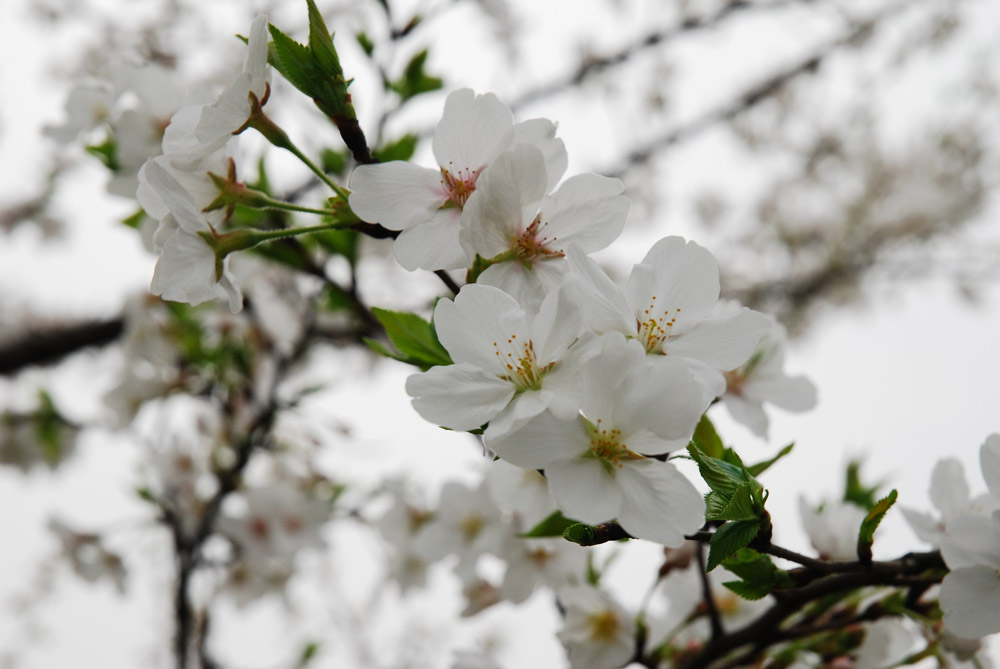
193,14 -> 270,155
349,88 -> 566,270
462,144 -> 628,310
721,312 -> 817,438
405,283 -> 586,439
141,160 -> 243,311
557,585 -> 635,669
799,497 -> 867,561
489,333 -> 710,547
561,240 -> 770,396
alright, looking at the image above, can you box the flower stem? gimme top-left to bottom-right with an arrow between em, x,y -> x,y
248,110 -> 352,202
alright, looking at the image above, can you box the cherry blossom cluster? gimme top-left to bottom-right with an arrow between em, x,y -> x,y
904,434 -> 1000,641
134,14 -> 272,312
351,89 -> 815,547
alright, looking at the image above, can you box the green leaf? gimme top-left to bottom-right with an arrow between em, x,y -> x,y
306,0 -> 341,74
722,579 -> 773,601
122,209 -> 146,230
319,148 -> 350,176
844,459 -> 882,511
368,308 -> 452,370
716,483 -> 760,522
520,510 -> 579,538
388,49 -> 443,101
691,414 -> 724,459
687,443 -> 746,497
747,442 -> 794,477
355,31 -> 374,56
373,133 -> 418,163
85,136 -> 119,171
297,641 -> 320,667
857,489 -> 897,562
267,25 -> 315,94
707,520 -> 760,571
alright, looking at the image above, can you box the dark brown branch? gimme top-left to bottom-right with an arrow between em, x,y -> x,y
697,541 -> 724,641
0,318 -> 124,376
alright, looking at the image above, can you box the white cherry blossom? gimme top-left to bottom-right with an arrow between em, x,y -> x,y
799,497 -> 867,561
562,240 -> 770,396
903,433 -> 1000,547
349,88 -> 566,270
463,144 -> 628,310
557,585 -> 635,669
193,14 -> 270,156
405,283 -> 586,439
141,160 -> 243,311
488,333 -> 710,547
721,312 -> 817,438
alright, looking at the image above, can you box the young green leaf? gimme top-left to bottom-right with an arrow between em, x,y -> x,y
857,489 -> 898,562
747,442 -> 794,477
707,520 -> 760,571
367,308 -> 452,370
373,134 -> 419,163
692,414 -> 724,459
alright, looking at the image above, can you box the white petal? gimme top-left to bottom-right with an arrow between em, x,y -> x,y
981,434 -> 1000,502
665,308 -> 771,371
142,161 -> 210,235
546,457 -> 623,525
616,460 -> 705,547
348,162 -> 445,231
434,285 -> 526,370
744,374 -> 818,412
196,71 -> 253,146
618,356 -> 710,446
940,514 -> 1000,570
245,14 -> 271,96
512,117 -> 567,190
941,567 -> 1000,638
150,231 -> 224,306
461,143 -> 549,258
540,174 -> 628,254
405,364 -> 514,431
486,389 -> 552,440
723,393 -> 769,438
531,282 -> 585,366
562,246 -> 634,335
433,89 -> 514,171
900,507 -> 943,546
626,236 -> 720,335
477,258 -> 567,314
488,410 -> 587,470
930,458 -> 971,519
393,212 -> 470,270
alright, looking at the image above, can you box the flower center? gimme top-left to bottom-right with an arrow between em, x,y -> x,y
635,296 -> 682,353
459,514 -> 485,542
492,334 -> 552,393
584,418 -> 642,473
440,163 -> 484,209
512,214 -> 564,265
586,609 -> 621,643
